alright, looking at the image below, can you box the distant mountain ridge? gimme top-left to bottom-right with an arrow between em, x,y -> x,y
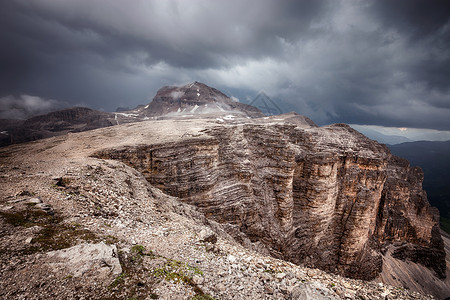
0,82 -> 264,147
350,125 -> 412,145
0,107 -> 116,147
388,140 -> 450,220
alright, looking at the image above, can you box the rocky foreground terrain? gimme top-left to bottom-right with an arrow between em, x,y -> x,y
1,113 -> 450,299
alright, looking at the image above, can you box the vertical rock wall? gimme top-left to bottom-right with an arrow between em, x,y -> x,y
376,155 -> 446,278
93,123 -> 445,280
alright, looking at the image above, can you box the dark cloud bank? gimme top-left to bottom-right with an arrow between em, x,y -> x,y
1,0 -> 449,130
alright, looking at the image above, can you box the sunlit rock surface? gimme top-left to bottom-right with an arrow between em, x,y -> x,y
94,114 -> 445,282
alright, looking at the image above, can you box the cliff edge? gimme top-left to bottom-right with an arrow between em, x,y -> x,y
92,115 -> 447,297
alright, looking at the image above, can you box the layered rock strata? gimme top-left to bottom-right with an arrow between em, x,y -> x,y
94,118 -> 445,281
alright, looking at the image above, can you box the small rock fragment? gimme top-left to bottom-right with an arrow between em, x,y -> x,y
199,228 -> 217,244
27,198 -> 42,204
265,285 -> 274,294
227,254 -> 237,263
192,275 -> 204,285
214,283 -> 225,292
35,203 -> 50,210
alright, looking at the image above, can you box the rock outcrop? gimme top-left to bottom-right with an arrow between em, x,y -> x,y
93,115 -> 445,283
47,242 -> 122,278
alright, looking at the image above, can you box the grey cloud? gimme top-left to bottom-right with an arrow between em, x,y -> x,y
0,95 -> 67,119
371,0 -> 450,39
207,1 -> 450,130
3,0 -> 325,69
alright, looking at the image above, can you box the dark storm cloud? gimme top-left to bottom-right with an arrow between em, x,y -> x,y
0,0 -> 449,131
0,0 -> 328,108
0,0 -> 324,70
371,0 -> 450,39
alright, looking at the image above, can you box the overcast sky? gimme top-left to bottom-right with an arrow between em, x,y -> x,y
1,0 -> 449,131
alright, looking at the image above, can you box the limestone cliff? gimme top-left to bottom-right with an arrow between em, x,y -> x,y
376,155 -> 445,278
1,114 -> 446,299
93,114 -> 446,283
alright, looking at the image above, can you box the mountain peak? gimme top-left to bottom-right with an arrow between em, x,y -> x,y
155,81 -> 229,103
139,82 -> 264,119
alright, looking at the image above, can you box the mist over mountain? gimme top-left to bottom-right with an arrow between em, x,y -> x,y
350,126 -> 412,145
351,124 -> 450,145
0,107 -> 120,147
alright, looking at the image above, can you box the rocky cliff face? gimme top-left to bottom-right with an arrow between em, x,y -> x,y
376,156 -> 445,278
1,114 -> 447,299
93,115 -> 446,282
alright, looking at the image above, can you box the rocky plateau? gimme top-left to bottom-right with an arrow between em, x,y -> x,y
1,82 -> 449,299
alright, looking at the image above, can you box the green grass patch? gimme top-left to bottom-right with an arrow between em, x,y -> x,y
0,208 -> 101,254
107,246 -> 161,299
263,267 -> 279,274
27,223 -> 99,253
129,244 -> 155,264
152,258 -> 214,299
109,272 -> 127,289
153,259 -> 189,284
131,245 -> 146,256
0,209 -> 55,227
187,264 -> 203,276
